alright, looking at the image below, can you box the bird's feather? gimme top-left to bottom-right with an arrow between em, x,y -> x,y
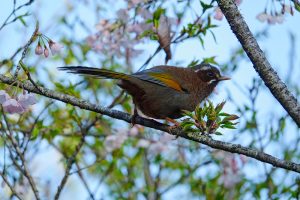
132,68 -> 184,92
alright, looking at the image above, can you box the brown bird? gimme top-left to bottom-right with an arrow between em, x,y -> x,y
59,63 -> 230,121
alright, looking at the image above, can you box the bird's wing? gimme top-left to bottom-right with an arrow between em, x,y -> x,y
132,67 -> 185,92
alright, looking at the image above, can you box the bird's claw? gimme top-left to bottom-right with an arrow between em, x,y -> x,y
165,117 -> 181,138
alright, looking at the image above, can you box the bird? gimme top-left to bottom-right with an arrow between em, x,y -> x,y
58,63 -> 230,122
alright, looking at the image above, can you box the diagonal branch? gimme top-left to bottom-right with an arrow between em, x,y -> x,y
54,129 -> 87,200
0,171 -> 23,200
217,0 -> 300,127
0,74 -> 300,173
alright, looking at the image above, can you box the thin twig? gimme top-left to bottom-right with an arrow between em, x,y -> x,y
2,109 -> 40,200
0,171 -> 23,200
75,162 -> 96,200
0,0 -> 35,31
54,128 -> 87,200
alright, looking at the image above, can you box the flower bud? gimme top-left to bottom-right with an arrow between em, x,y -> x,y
35,42 -> 43,55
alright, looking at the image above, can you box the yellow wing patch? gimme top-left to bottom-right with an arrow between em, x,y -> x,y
149,72 -> 184,92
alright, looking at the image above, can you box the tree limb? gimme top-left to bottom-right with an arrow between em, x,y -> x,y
0,74 -> 299,173
217,0 -> 300,127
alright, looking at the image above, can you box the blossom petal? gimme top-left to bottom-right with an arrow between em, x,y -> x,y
2,99 -> 25,114
18,93 -> 37,109
0,90 -> 11,104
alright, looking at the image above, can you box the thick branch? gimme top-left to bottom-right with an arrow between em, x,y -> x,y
217,0 -> 300,127
0,74 -> 299,173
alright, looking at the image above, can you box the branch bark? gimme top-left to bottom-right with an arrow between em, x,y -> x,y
0,74 -> 300,173
217,0 -> 300,127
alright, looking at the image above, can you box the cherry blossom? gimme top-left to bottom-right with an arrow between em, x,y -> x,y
256,12 -> 269,22
44,47 -> 49,58
2,99 -> 25,114
34,34 -> 63,58
256,12 -> 284,24
281,4 -> 294,15
214,0 -> 242,21
0,90 -> 10,104
104,133 -> 128,152
0,90 -> 37,114
214,151 -> 247,189
35,42 -> 43,55
18,93 -> 37,110
86,5 -> 156,60
214,7 -> 224,21
136,139 -> 150,148
49,40 -> 64,55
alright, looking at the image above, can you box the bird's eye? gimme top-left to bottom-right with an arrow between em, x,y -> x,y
207,72 -> 214,77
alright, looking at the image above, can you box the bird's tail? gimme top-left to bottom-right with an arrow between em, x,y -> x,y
58,66 -> 130,80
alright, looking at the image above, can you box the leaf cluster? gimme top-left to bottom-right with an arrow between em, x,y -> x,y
181,101 -> 239,135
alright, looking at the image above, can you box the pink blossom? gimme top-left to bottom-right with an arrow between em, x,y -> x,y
137,7 -> 152,19
219,168 -> 242,188
256,12 -> 269,22
35,43 -> 43,55
129,126 -> 139,136
214,151 -> 244,188
44,48 -> 49,57
137,139 -> 150,148
214,7 -> 224,21
49,41 -> 63,55
2,99 -> 25,114
127,24 -> 144,34
95,20 -> 111,31
267,16 -> 277,24
149,142 -> 168,154
131,0 -> 143,5
235,0 -> 242,6
239,155 -> 248,165
281,4 -> 293,15
256,12 -> 285,25
0,90 -> 10,104
104,134 -> 127,152
18,93 -> 37,109
117,9 -> 129,21
275,14 -> 284,24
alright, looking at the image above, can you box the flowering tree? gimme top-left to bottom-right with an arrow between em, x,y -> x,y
0,0 -> 300,199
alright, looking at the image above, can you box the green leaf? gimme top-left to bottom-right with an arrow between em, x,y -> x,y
221,124 -> 236,129
215,101 -> 226,114
18,16 -> 27,26
214,132 -> 223,135
218,112 -> 230,117
200,1 -> 213,13
153,8 -> 165,28
31,127 -> 40,140
294,1 -> 300,12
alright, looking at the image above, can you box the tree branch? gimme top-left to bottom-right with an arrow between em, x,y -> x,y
2,109 -> 41,200
217,0 -> 300,127
0,74 -> 299,173
0,171 -> 22,200
54,129 -> 86,200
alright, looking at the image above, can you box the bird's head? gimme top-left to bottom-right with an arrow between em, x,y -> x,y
193,63 -> 230,84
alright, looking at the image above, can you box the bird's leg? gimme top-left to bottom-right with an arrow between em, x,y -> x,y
165,117 -> 180,126
165,117 -> 181,138
131,106 -> 139,127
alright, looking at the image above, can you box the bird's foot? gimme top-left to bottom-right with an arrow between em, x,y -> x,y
131,107 -> 139,127
165,117 -> 181,138
131,114 -> 138,127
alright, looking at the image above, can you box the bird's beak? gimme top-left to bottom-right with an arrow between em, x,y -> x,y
218,76 -> 231,81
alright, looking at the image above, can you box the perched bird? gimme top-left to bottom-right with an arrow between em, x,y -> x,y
59,63 -> 230,120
